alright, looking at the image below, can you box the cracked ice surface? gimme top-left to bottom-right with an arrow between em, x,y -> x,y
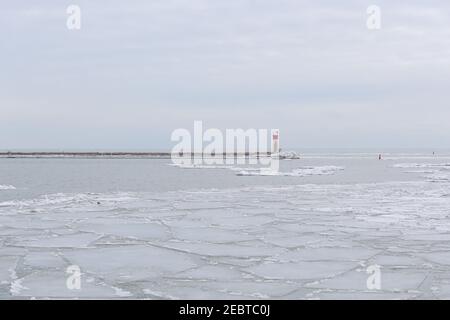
1,180 -> 450,299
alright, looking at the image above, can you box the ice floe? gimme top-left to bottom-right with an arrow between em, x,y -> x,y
170,161 -> 345,178
0,185 -> 16,190
394,163 -> 450,182
1,176 -> 450,299
237,166 -> 344,177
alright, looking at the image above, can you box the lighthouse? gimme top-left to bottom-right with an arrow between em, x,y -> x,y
272,130 -> 280,155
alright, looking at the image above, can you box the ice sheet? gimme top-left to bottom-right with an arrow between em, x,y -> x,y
237,166 -> 344,177
1,170 -> 450,298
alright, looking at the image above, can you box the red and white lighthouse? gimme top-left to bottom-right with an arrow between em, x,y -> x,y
272,130 -> 280,154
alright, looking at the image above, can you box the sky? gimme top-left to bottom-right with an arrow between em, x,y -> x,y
1,0 -> 450,150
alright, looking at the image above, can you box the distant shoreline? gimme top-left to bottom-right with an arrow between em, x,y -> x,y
0,152 -> 272,159
0,152 -> 171,159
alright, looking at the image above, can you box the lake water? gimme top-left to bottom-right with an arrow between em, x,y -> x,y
1,153 -> 450,299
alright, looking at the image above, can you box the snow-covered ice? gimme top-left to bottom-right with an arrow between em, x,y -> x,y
394,163 -> 450,182
237,166 -> 344,177
1,160 -> 450,299
170,162 -> 345,178
0,185 -> 16,190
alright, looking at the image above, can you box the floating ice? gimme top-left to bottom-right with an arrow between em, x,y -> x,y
393,163 -> 450,182
23,252 -> 66,269
1,177 -> 450,299
393,163 -> 450,169
279,151 -> 301,159
0,257 -> 18,284
169,163 -> 234,169
62,245 -> 198,282
245,261 -> 356,280
13,270 -> 120,298
237,166 -> 344,177
0,185 -> 16,190
13,233 -> 102,249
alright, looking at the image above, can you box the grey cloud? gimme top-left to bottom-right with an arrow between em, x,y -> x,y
1,0 -> 450,149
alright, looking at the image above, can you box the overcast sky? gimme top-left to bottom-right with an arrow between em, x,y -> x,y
1,0 -> 450,150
